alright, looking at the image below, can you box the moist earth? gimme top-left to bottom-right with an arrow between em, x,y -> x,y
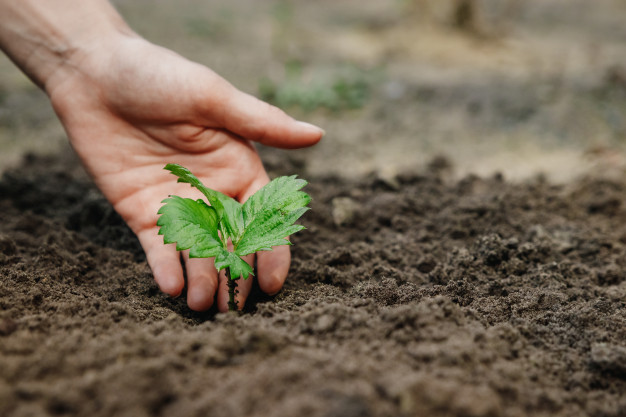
1,149 -> 625,417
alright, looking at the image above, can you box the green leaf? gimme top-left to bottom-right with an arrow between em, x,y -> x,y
157,196 -> 223,257
215,249 -> 254,279
164,164 -> 244,241
158,166 -> 310,281
235,176 -> 310,256
241,175 -> 309,227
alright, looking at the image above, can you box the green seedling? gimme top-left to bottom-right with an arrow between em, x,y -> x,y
156,164 -> 310,311
259,61 -> 377,112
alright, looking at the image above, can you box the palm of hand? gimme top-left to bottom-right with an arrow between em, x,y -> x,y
47,37 -> 322,311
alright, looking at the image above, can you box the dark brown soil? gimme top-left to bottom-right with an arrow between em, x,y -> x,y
1,148 -> 626,417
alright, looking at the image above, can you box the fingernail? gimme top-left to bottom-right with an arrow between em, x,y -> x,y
296,121 -> 325,137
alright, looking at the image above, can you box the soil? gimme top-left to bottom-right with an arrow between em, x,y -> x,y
1,2 -> 626,415
1,148 -> 625,417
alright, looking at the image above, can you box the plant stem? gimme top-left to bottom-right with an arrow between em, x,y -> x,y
226,268 -> 239,312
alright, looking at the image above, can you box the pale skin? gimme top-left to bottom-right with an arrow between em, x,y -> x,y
0,0 -> 323,312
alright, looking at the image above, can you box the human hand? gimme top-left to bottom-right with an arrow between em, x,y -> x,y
46,35 -> 323,311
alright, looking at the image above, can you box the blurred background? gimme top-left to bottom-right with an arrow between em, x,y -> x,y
1,0 -> 625,182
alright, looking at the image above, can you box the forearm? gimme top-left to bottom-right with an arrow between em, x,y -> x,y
0,0 -> 135,93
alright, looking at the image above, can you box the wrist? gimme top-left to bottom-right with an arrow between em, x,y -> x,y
43,24 -> 139,99
0,0 -> 137,94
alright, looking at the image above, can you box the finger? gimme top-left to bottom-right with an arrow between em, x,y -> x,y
216,254 -> 255,312
201,77 -> 324,149
137,227 -> 185,297
183,252 -> 218,311
256,245 -> 291,295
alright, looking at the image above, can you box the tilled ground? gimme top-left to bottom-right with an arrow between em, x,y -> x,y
1,150 -> 625,417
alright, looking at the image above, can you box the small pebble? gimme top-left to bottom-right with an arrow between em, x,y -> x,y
332,197 -> 359,226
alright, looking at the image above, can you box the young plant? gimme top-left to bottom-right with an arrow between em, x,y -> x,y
156,164 -> 310,311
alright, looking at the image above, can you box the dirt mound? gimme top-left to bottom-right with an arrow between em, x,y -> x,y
1,150 -> 625,417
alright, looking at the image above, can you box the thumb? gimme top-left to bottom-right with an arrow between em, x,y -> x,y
205,79 -> 325,149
